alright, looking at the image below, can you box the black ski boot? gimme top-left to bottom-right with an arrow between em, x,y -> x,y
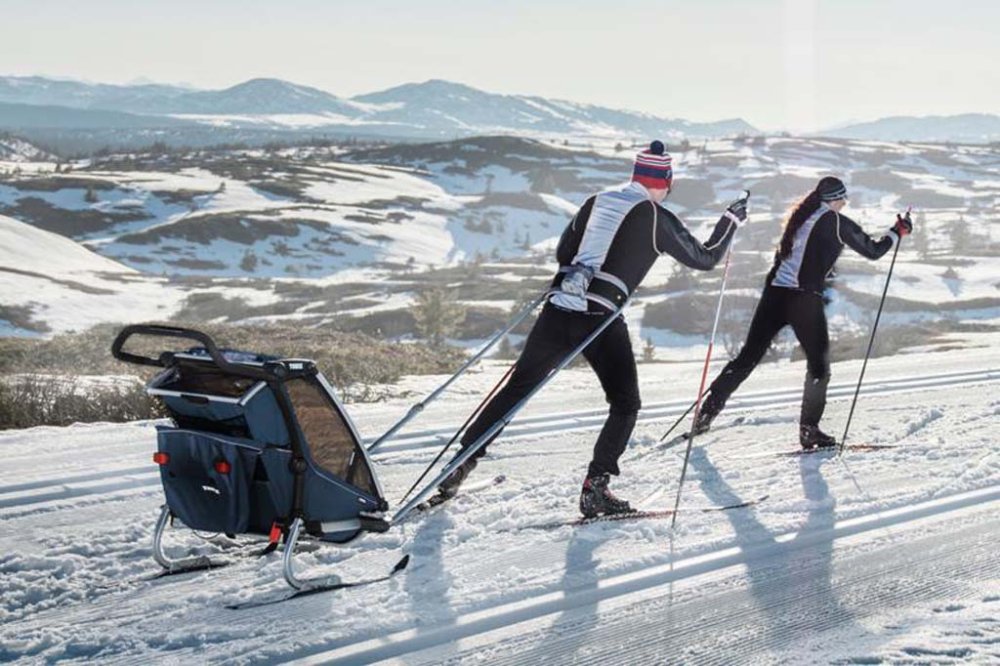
691,400 -> 721,436
436,457 -> 478,500
800,424 -> 837,450
579,473 -> 633,518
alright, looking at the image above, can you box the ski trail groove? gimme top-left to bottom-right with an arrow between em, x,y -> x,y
288,484 -> 1000,665
370,367 -> 999,457
0,368 -> 994,515
0,368 -> 995,515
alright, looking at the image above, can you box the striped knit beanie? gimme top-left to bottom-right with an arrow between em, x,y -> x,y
632,140 -> 673,190
816,176 -> 848,201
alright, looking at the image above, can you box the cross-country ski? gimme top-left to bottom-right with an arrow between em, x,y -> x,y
415,474 -> 507,512
735,443 -> 902,460
516,494 -> 770,531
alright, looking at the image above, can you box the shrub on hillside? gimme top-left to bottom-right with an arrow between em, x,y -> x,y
0,322 -> 465,399
0,375 -> 165,430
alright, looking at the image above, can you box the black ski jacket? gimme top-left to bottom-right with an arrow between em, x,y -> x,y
767,208 -> 897,295
552,195 -> 736,313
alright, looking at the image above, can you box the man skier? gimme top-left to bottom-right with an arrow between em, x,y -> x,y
691,176 -> 913,449
433,140 -> 746,517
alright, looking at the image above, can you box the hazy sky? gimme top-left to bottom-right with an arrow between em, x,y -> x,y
3,0 -> 997,131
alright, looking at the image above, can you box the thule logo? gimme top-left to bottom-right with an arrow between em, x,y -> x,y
201,485 -> 221,495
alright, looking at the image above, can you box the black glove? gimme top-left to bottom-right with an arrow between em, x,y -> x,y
724,198 -> 748,226
892,211 -> 913,237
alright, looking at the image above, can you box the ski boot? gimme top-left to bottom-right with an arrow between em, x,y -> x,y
436,457 -> 478,500
799,424 -> 837,451
579,473 -> 633,518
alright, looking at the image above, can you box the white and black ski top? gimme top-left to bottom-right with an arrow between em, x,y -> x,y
550,181 -> 736,313
768,203 -> 898,294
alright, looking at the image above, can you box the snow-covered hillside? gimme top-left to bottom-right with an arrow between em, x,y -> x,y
1,135 -> 996,363
0,335 -> 997,663
0,135 -> 51,162
0,215 -> 185,335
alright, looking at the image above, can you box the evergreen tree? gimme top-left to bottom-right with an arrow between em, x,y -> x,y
642,337 -> 656,363
952,214 -> 970,254
240,250 -> 258,272
413,289 -> 465,347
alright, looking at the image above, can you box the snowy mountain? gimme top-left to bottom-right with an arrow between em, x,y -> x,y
826,113 -> 1000,143
0,75 -> 754,140
0,75 -> 192,111
151,78 -> 364,116
2,75 -> 997,144
353,79 -> 753,138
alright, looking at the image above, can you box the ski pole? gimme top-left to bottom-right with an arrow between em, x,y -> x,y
367,291 -> 546,453
671,192 -> 747,528
392,298 -> 631,525
657,389 -> 708,443
397,362 -> 516,504
838,209 -> 907,455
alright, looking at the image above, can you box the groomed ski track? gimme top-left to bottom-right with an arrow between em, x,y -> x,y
295,486 -> 1000,665
1,348 -> 998,664
0,366 -> 994,515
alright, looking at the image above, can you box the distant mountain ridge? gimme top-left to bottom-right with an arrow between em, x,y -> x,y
0,75 -> 994,144
824,113 -> 1000,143
0,75 -> 753,139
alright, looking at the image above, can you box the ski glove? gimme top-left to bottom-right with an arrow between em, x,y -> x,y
892,211 -> 913,237
723,199 -> 748,227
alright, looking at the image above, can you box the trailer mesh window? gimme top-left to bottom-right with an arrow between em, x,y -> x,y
285,378 -> 377,498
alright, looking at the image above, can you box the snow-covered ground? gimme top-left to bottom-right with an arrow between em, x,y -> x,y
0,215 -> 186,335
1,335 -> 998,664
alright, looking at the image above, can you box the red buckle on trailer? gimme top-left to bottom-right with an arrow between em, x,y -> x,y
214,459 -> 231,475
153,451 -> 169,465
268,522 -> 282,545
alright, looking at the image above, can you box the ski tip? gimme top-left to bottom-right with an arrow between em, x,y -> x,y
393,554 -> 411,573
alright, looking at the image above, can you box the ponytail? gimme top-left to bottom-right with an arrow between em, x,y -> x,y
778,190 -> 823,259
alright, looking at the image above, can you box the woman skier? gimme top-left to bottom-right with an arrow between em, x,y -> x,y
433,140 -> 747,517
691,176 -> 913,449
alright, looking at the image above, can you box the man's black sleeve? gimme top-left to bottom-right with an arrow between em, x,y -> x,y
654,204 -> 737,270
838,213 -> 894,259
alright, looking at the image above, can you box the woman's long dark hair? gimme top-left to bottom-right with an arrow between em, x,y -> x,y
778,190 -> 822,259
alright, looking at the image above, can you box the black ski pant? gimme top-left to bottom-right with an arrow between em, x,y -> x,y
705,285 -> 830,426
459,303 -> 640,478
